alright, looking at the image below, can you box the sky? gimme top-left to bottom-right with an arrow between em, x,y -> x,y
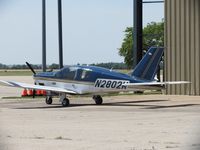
0,0 -> 164,65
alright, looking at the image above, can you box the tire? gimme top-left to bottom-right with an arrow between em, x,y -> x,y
62,98 -> 70,107
93,95 -> 103,105
46,97 -> 53,105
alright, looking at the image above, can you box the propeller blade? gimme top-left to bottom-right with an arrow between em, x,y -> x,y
26,62 -> 36,75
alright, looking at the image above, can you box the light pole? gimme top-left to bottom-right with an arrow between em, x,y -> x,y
133,0 -> 143,68
58,0 -> 63,69
42,0 -> 46,72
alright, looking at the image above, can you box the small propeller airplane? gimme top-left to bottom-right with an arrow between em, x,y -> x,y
0,47 -> 189,107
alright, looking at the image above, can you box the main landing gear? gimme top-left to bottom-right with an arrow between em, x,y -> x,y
93,95 -> 103,105
45,94 -> 70,107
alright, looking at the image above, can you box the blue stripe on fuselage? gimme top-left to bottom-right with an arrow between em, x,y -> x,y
34,65 -> 156,85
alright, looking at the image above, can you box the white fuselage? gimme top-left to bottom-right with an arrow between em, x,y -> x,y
34,78 -> 132,95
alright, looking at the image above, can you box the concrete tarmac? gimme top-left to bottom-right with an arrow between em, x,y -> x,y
0,76 -> 200,150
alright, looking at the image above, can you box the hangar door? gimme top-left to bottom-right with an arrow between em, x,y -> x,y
165,0 -> 200,95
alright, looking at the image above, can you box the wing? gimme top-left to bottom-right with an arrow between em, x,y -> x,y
123,81 -> 190,88
0,80 -> 77,94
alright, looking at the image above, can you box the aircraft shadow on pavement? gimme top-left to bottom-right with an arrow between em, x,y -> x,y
105,100 -> 200,109
145,104 -> 200,109
13,104 -> 86,110
11,99 -> 172,110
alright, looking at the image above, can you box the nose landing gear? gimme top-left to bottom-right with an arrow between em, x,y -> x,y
46,96 -> 53,105
60,93 -> 70,107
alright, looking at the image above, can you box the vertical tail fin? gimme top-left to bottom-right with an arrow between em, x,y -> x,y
131,47 -> 164,81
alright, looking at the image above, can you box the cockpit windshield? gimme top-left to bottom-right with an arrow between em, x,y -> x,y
54,66 -> 95,81
55,66 -> 78,80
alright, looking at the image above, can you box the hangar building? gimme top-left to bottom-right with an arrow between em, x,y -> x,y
165,0 -> 200,95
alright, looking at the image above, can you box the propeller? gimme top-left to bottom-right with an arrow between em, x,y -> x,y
26,62 -> 37,98
26,62 -> 36,75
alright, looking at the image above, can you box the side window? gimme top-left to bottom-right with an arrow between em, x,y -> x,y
81,70 -> 91,81
63,67 -> 77,80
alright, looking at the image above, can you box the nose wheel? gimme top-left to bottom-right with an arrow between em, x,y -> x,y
93,95 -> 103,105
59,93 -> 70,107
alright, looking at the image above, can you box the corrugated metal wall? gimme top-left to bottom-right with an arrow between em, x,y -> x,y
165,0 -> 200,95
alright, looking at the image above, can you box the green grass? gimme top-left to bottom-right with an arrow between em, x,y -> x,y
0,69 -> 41,76
115,69 -> 131,74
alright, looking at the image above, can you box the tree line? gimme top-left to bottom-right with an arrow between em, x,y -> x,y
0,62 -> 128,70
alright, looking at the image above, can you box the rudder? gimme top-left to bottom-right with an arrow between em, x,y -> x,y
131,47 -> 164,81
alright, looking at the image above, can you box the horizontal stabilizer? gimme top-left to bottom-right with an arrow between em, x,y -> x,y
123,81 -> 190,87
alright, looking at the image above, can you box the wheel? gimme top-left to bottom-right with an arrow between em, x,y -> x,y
62,98 -> 70,107
93,95 -> 103,105
46,97 -> 53,105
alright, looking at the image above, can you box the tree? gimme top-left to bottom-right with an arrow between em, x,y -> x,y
118,21 -> 164,68
118,27 -> 133,69
143,21 -> 164,50
49,63 -> 59,69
